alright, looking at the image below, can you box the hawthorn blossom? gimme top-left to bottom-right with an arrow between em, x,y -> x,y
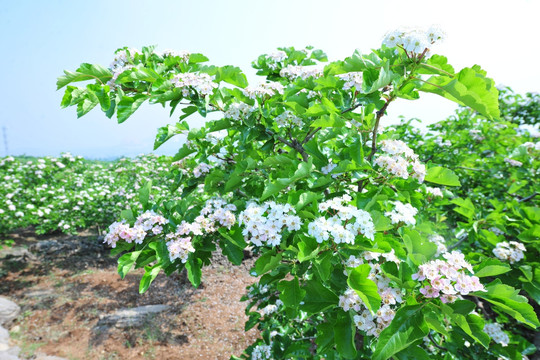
413,253 -> 485,303
239,201 -> 301,247
493,241 -> 526,264
484,323 -> 510,347
425,187 -> 443,198
171,72 -> 217,97
166,235 -> 195,263
252,344 -> 273,360
341,251 -> 403,337
504,158 -> 523,167
244,82 -> 284,99
275,110 -> 302,127
224,102 -> 256,120
338,72 -> 363,91
374,140 -> 425,183
385,201 -> 418,226
383,26 -> 445,55
279,65 -> 324,80
308,195 -> 375,244
193,163 -> 213,178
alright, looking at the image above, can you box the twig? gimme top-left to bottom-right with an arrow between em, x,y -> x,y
428,332 -> 448,352
302,127 -> 321,144
367,97 -> 394,162
456,166 -> 487,172
519,192 -> 538,203
448,235 -> 468,251
266,130 -> 309,162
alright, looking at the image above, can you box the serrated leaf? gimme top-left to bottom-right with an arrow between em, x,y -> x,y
57,63 -> 112,90
301,280 -> 339,313
278,277 -> 305,308
372,304 -> 428,360
473,279 -> 540,328
117,95 -> 147,123
347,264 -> 381,313
334,312 -> 357,359
139,265 -> 161,294
419,66 -> 500,120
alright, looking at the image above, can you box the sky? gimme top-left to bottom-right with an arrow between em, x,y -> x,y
0,0 -> 539,159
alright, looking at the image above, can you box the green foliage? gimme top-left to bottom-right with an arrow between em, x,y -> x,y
54,39 -> 539,360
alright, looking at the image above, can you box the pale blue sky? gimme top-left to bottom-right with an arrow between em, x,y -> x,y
1,0 -> 538,158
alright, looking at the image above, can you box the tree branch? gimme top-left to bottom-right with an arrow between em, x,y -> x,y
266,130 -> 309,162
367,97 -> 394,162
519,192 -> 538,203
428,332 -> 448,352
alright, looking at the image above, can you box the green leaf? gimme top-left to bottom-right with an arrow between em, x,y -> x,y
474,259 -> 511,277
372,304 -> 428,360
334,312 -> 357,359
154,122 -> 189,150
450,197 -> 476,220
139,180 -> 152,209
425,166 -> 461,186
186,257 -> 203,287
347,264 -> 381,313
173,144 -> 196,161
395,346 -> 431,360
189,53 -> 209,64
118,250 -> 142,279
254,252 -> 282,275
301,280 -> 339,313
451,313 -> 490,348
278,277 -> 306,308
419,66 -> 500,120
473,279 -> 540,328
364,62 -> 399,94
57,63 -> 112,90
311,113 -> 345,128
218,227 -> 247,265
297,235 -> 319,262
117,95 -> 147,123
139,265 -> 161,294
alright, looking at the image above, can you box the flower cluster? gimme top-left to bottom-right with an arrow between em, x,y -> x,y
434,136 -> 452,147
165,234 -> 195,263
171,72 -> 217,97
223,102 -> 256,120
244,82 -> 284,99
193,163 -> 213,178
239,201 -> 301,247
265,50 -> 287,70
425,186 -> 443,198
493,241 -> 526,264
385,201 -> 418,226
504,158 -> 523,167
338,72 -> 363,91
413,251 -> 485,303
134,210 -> 168,235
339,252 -> 403,337
429,234 -> 448,257
307,195 -> 375,244
261,299 -> 283,316
166,198 -> 236,263
161,49 -> 190,62
483,322 -> 510,347
104,210 -> 168,248
383,26 -> 445,55
279,65 -> 323,80
252,344 -> 273,360
275,110 -> 302,127
374,140 -> 426,182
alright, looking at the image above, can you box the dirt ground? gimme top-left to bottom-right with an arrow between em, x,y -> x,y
0,228 -> 259,360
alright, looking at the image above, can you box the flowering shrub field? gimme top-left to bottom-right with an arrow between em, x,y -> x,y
0,154 -> 176,235
53,26 -> 540,359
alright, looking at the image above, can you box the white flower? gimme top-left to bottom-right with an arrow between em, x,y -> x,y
171,72 -> 217,97
385,201 -> 417,226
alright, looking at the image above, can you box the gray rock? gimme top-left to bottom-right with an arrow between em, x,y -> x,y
34,352 -> 68,360
0,246 -> 35,261
0,351 -> 19,360
0,298 -> 20,326
24,289 -> 57,299
0,326 -> 8,345
97,304 -> 170,328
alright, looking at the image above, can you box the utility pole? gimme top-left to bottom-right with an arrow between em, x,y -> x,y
2,127 -> 8,156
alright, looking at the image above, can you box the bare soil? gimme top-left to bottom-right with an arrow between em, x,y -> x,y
0,228 -> 259,360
